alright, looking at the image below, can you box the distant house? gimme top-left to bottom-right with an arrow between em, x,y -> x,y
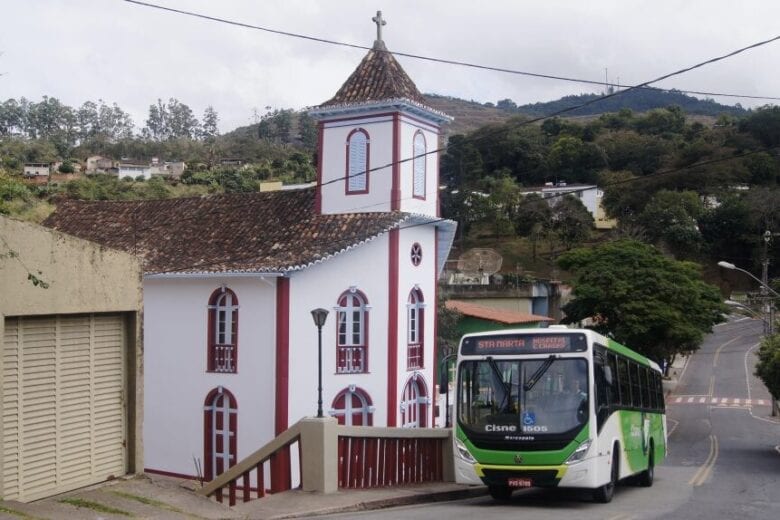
85,155 -> 115,174
118,160 -> 152,180
219,157 -> 243,167
445,299 -> 553,336
22,163 -> 50,178
521,182 -> 617,229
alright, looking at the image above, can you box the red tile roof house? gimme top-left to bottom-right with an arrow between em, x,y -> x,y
446,300 -> 553,336
45,24 -> 455,487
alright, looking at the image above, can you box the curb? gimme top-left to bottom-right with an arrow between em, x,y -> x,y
265,486 -> 488,519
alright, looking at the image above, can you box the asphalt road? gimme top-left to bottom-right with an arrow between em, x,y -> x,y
325,317 -> 780,520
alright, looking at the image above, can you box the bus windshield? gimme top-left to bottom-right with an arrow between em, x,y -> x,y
458,358 -> 589,436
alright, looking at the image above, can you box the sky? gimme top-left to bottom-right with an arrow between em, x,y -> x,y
3,0 -> 780,133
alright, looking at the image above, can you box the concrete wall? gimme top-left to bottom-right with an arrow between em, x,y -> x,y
0,217 -> 141,317
0,215 -> 144,483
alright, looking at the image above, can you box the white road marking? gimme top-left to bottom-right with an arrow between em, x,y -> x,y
687,397 -> 694,403
675,397 -> 682,403
699,397 -> 706,403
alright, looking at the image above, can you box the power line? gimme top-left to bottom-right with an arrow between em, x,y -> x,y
122,0 -> 780,102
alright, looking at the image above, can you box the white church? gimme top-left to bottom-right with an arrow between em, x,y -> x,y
45,15 -> 456,483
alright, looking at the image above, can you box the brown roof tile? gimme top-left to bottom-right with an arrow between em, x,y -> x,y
321,41 -> 428,107
43,189 -> 409,275
446,300 -> 554,325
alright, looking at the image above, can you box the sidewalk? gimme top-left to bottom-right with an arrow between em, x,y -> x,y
662,354 -> 689,396
0,474 -> 487,520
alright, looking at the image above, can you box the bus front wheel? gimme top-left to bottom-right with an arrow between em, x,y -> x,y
594,448 -> 619,503
488,485 -> 513,501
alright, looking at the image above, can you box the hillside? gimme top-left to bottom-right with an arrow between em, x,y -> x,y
423,88 -> 747,136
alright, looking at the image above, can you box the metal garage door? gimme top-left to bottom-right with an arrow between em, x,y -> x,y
2,314 -> 126,501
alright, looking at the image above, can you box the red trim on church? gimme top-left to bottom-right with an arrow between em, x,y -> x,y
391,113 -> 401,211
273,277 -> 291,491
433,226 -> 440,427
316,121 -> 324,214
386,229 -> 400,426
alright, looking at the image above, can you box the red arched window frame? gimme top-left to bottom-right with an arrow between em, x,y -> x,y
412,130 -> 426,200
345,128 -> 370,195
207,287 -> 239,373
329,386 -> 374,426
400,374 -> 429,428
203,387 -> 238,481
407,288 -> 425,370
336,289 -> 369,373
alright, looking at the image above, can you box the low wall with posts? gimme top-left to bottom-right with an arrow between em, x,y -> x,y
199,417 -> 454,506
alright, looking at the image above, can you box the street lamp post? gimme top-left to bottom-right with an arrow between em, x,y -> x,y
718,261 -> 778,335
310,308 -> 329,418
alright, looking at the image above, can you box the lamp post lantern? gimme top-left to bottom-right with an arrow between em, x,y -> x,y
310,308 -> 329,418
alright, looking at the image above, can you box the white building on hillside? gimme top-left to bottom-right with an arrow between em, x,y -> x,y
522,182 -> 617,229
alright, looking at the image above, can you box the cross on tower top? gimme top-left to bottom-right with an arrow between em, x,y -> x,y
372,11 -> 386,44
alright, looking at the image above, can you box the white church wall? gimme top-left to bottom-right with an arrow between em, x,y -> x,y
320,114 -> 395,214
143,277 -> 277,477
287,234 -> 391,428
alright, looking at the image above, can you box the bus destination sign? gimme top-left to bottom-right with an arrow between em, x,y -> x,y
460,333 -> 587,356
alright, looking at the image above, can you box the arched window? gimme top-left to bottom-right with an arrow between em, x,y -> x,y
407,288 -> 425,370
208,287 -> 238,373
346,129 -> 369,194
203,387 -> 237,480
336,289 -> 369,373
412,131 -> 426,199
400,374 -> 429,428
329,386 -> 374,425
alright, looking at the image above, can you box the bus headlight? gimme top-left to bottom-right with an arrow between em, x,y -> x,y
455,438 -> 477,464
565,439 -> 592,465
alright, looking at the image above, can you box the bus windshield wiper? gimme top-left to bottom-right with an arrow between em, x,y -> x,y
487,356 -> 512,412
523,355 -> 556,392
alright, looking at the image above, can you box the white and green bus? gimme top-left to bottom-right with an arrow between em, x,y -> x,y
453,327 -> 666,503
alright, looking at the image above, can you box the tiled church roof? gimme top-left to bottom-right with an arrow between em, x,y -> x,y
43,188 -> 411,275
321,41 -> 428,107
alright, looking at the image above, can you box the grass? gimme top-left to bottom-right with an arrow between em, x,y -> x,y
109,491 -> 204,519
0,506 -> 42,519
59,498 -> 132,517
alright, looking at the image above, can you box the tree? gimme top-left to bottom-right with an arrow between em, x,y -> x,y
557,240 -> 726,363
200,106 -> 220,140
550,194 -> 593,250
167,98 -> 200,139
143,99 -> 169,141
515,193 -> 552,260
637,190 -> 703,257
546,135 -> 606,183
755,334 -> 780,407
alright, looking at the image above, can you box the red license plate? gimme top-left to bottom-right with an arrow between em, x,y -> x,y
508,477 -> 532,488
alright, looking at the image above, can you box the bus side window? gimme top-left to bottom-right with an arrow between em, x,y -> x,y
647,369 -> 657,410
618,357 -> 631,408
608,353 -> 620,406
641,367 -> 651,410
629,363 -> 641,408
655,372 -> 665,412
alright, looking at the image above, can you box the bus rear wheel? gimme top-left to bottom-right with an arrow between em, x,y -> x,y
488,485 -> 513,501
637,443 -> 654,487
594,449 -> 619,503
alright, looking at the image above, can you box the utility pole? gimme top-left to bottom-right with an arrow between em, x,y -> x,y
762,230 -> 775,335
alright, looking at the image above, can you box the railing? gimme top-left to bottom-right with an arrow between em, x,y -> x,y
209,344 -> 236,373
406,343 -> 422,370
338,428 -> 446,488
198,418 -> 454,506
199,421 -> 301,506
336,346 -> 365,373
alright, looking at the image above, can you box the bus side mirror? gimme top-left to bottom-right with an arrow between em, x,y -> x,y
603,366 -> 614,386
